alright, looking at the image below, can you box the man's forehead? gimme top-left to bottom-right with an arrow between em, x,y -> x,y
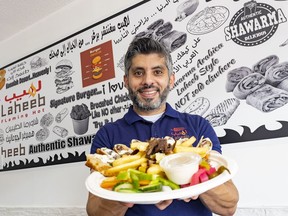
131,54 -> 166,66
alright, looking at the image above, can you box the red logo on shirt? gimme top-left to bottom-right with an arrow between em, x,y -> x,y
170,127 -> 188,139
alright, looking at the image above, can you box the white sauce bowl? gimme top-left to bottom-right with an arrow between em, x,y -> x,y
160,152 -> 201,185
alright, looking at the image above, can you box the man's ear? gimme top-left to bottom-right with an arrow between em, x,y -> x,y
169,74 -> 175,89
123,75 -> 128,89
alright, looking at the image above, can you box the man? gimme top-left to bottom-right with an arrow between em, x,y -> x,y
86,37 -> 239,216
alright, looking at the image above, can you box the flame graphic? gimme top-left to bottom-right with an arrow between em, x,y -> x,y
28,83 -> 37,97
219,121 -> 288,145
0,151 -> 86,172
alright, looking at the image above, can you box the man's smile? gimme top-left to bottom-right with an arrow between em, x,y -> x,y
138,87 -> 160,99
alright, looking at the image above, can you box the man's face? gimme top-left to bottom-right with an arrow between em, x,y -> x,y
124,53 -> 175,114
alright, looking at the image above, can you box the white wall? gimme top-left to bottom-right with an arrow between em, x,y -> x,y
0,0 -> 141,67
0,0 -> 288,215
222,139 -> 288,207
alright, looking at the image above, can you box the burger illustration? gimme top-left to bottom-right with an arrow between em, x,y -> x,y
91,56 -> 103,79
55,59 -> 74,94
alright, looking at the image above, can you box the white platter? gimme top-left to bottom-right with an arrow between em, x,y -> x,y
85,152 -> 238,204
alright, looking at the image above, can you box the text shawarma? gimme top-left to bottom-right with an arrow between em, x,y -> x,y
224,9 -> 287,40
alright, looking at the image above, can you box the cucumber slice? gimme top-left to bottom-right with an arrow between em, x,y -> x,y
113,182 -> 133,192
139,183 -> 163,192
117,188 -> 140,193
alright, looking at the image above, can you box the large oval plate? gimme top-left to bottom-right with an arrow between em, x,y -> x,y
85,152 -> 238,204
186,6 -> 229,35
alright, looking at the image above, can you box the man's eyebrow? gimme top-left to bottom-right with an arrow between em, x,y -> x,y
152,65 -> 165,70
130,65 -> 165,71
131,66 -> 144,71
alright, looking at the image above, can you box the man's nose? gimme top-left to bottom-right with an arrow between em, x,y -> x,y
142,72 -> 154,85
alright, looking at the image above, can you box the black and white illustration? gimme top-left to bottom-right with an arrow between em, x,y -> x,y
246,84 -> 288,112
225,67 -> 252,92
35,113 -> 54,142
205,98 -> 240,127
175,0 -> 199,22
226,56 -> 288,112
0,129 -> 4,145
135,18 -> 187,53
55,108 -> 69,123
233,73 -> 266,99
70,103 -> 91,135
54,59 -> 74,94
52,125 -> 68,138
40,113 -> 54,128
186,6 -> 229,35
183,97 -> 210,116
253,55 -> 279,75
35,127 -> 50,142
30,56 -> 48,70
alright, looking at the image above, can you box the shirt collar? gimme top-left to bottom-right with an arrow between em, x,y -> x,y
124,103 -> 179,125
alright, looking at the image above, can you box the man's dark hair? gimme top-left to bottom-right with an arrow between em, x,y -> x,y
124,37 -> 173,76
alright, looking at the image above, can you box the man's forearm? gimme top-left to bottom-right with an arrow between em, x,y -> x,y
86,193 -> 128,216
199,180 -> 239,216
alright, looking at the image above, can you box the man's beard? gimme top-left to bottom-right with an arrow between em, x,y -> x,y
128,84 -> 170,112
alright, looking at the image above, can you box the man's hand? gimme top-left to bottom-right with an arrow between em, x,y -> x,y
155,199 -> 173,210
183,195 -> 199,202
121,200 -> 173,210
120,202 -> 134,208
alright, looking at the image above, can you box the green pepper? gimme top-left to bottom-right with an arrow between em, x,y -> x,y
130,172 -> 140,189
117,171 -> 130,181
129,169 -> 153,181
156,176 -> 180,190
115,169 -> 180,192
217,166 -> 231,175
209,166 -> 230,179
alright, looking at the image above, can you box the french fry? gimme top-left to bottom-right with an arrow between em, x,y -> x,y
138,161 -> 148,173
179,136 -> 196,147
138,166 -> 147,173
112,153 -> 142,167
146,164 -> 164,175
100,176 -> 121,189
104,157 -> 148,176
173,145 -> 210,158
175,138 -> 187,145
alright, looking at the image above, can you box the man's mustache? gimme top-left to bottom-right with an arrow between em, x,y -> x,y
138,84 -> 160,93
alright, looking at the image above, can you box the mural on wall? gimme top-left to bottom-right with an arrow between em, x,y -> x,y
0,0 -> 287,171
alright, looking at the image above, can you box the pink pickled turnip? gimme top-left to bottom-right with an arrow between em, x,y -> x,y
199,172 -> 209,183
206,166 -> 216,176
190,168 -> 206,186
